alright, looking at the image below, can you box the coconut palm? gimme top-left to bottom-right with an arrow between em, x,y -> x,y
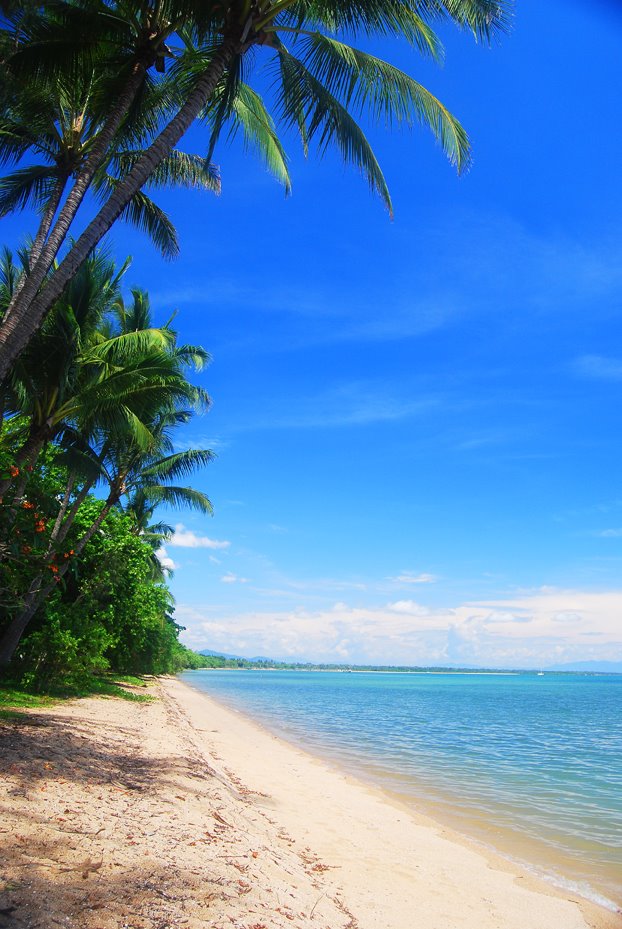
125,488 -> 175,579
0,248 -> 169,502
0,0 -> 513,378
0,72 -> 221,290
0,277 -> 213,665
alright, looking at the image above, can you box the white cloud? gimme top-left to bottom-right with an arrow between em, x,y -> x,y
221,573 -> 249,584
176,589 -> 622,668
387,600 -> 431,616
388,572 -> 438,585
169,524 -> 230,550
254,382 -> 441,430
156,546 -> 178,572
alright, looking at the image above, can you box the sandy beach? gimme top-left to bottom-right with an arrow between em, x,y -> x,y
1,677 -> 620,929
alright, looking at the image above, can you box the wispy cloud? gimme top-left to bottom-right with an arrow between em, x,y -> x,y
174,435 -> 231,452
154,213 -> 622,357
221,573 -> 249,584
572,355 -> 622,381
250,381 -> 443,430
169,524 -> 230,550
387,572 -> 438,586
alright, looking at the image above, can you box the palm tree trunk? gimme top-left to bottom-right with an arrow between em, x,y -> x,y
0,576 -> 43,667
48,468 -> 76,543
0,493 -> 116,666
0,37 -> 240,381
0,61 -> 148,344
28,178 -> 69,268
4,176 -> 69,321
53,476 -> 96,546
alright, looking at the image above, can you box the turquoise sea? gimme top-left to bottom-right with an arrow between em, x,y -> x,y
180,669 -> 622,910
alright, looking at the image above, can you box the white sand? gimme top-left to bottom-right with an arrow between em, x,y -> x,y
1,676 -> 619,929
166,676 -> 621,929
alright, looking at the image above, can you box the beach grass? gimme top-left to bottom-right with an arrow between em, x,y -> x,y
0,674 -> 155,710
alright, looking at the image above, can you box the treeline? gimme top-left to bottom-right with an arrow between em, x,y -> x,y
189,656 -> 511,673
0,250 -> 213,691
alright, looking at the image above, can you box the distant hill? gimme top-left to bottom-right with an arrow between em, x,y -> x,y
545,660 -> 622,673
198,649 -> 245,660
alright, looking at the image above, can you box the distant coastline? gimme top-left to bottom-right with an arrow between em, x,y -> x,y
190,666 -> 522,675
190,651 -> 621,675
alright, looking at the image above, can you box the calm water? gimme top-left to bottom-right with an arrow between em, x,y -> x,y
180,670 -> 622,909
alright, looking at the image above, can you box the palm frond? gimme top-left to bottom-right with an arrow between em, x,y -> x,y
140,448 -> 215,483
0,164 -> 59,215
83,328 -> 175,366
139,483 -> 214,516
172,343 -> 211,371
277,0 -> 512,44
438,0 -> 514,42
113,149 -> 221,195
300,34 -> 471,171
275,45 -> 392,213
223,83 -> 291,192
121,189 -> 180,259
205,51 -> 245,164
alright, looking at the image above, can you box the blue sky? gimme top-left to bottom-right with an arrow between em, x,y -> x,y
6,0 -> 622,667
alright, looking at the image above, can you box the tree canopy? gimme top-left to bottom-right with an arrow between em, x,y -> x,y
0,248 -> 213,682
0,0 -> 513,379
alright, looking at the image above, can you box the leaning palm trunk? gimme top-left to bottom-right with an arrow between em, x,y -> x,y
27,177 -> 68,270
4,175 -> 68,320
0,575 -> 43,667
0,491 -> 115,666
48,468 -> 77,542
0,41 -> 238,380
52,477 -> 96,547
4,62 -> 148,331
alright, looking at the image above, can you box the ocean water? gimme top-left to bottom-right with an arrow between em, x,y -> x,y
180,669 -> 622,909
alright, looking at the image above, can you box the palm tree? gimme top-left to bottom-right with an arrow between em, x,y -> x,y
0,281 -> 213,665
0,247 -> 174,503
0,72 -> 221,294
125,488 -> 175,580
0,0 -> 513,378
0,247 -> 125,501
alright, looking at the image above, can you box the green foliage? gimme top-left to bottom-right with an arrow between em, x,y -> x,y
0,250 -> 215,688
5,497 -> 187,688
0,676 -> 154,703
15,612 -> 113,692
172,645 -> 228,671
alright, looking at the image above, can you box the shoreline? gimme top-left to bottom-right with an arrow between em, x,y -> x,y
1,677 -> 620,929
170,676 -> 620,929
181,669 -> 622,912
